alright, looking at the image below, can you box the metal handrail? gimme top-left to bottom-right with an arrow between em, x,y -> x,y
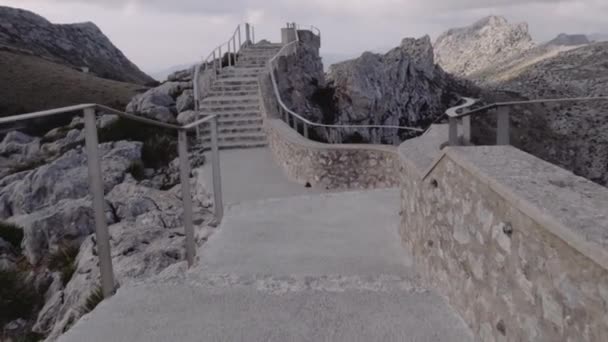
0,104 -> 224,299
267,24 -> 423,142
446,96 -> 608,146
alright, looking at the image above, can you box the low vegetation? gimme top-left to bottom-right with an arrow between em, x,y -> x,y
0,270 -> 43,330
48,245 -> 80,286
99,117 -> 177,169
81,286 -> 105,315
0,221 -> 24,250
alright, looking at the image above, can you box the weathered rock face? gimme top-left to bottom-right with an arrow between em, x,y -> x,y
434,16 -> 534,78
476,42 -> 608,186
0,6 -> 154,85
126,73 -> 194,123
321,36 -> 471,144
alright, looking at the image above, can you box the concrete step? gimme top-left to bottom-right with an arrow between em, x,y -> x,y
200,95 -> 259,106
199,104 -> 260,115
197,140 -> 268,151
218,116 -> 263,126
200,132 -> 267,145
207,89 -> 258,97
202,123 -> 263,135
213,77 -> 258,86
210,84 -> 259,92
218,71 -> 263,79
209,111 -> 262,120
220,67 -> 266,75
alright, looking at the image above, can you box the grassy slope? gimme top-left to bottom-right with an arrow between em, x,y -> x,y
0,49 -> 145,117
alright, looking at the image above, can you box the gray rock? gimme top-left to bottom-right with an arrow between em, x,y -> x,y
434,15 -> 534,78
547,33 -> 590,46
176,110 -> 198,125
125,81 -> 192,123
0,141 -> 142,218
97,114 -> 119,129
11,197 -> 115,265
167,67 -> 193,82
0,131 -> 40,157
176,89 -> 194,113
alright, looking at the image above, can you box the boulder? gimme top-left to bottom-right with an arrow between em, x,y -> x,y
0,141 -> 142,218
11,197 -> 116,265
0,131 -> 40,157
167,67 -> 194,82
176,89 -> 195,113
176,110 -> 198,125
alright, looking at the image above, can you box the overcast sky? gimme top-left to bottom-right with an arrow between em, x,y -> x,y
2,0 -> 607,73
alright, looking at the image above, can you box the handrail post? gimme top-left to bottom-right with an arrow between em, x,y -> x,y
245,23 -> 251,45
238,26 -> 242,50
210,117 -> 224,220
213,51 -> 217,74
496,106 -> 510,145
462,115 -> 471,144
448,116 -> 459,146
227,42 -> 231,67
304,122 -> 309,139
233,38 -> 237,64
252,26 -> 255,44
219,46 -> 223,72
84,107 -> 116,298
178,130 -> 196,267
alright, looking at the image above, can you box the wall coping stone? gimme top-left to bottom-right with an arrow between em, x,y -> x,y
397,124 -> 450,176
416,145 -> 608,271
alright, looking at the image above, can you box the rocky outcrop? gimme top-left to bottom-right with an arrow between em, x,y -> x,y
478,42 -> 608,186
126,72 -> 194,123
434,16 -> 534,78
0,6 -> 154,85
265,31 -> 475,144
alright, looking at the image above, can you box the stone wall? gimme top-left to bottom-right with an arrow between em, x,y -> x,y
265,119 -> 399,190
399,144 -> 608,342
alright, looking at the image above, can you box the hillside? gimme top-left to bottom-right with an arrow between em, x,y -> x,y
0,49 -> 144,118
0,6 -> 154,85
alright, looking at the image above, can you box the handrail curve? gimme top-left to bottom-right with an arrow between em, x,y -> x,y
267,24 -> 424,142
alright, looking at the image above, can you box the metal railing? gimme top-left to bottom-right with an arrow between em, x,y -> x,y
267,24 -> 424,143
192,23 -> 255,139
0,104 -> 224,298
447,96 -> 608,146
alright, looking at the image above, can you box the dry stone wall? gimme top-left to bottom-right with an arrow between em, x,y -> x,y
265,119 -> 399,190
399,145 -> 608,342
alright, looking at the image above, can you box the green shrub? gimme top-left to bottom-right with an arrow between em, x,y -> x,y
0,271 -> 43,327
127,161 -> 146,181
15,332 -> 44,342
48,246 -> 79,286
10,159 -> 46,174
0,221 -> 24,250
98,117 -> 177,169
81,286 -> 104,315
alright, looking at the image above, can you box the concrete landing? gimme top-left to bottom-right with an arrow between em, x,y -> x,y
59,189 -> 473,342
202,147 -> 327,204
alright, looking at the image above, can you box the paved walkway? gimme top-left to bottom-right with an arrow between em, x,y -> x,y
60,189 -> 473,342
201,147 -> 326,204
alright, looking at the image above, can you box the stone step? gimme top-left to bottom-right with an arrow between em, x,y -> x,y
200,131 -> 267,143
196,140 -> 268,151
218,71 -> 263,79
208,111 -> 262,120
213,77 -> 258,86
220,67 -> 266,75
200,95 -> 259,106
202,123 -> 263,135
217,116 -> 263,126
198,104 -> 260,113
207,89 -> 258,97
210,84 -> 259,92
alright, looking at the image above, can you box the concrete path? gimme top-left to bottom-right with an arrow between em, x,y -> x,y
201,147 -> 326,204
60,189 -> 473,342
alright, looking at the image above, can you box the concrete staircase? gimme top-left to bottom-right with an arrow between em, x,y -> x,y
199,43 -> 282,149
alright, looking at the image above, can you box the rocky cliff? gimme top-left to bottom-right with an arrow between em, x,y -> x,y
268,32 -> 476,144
0,6 -> 154,85
434,16 -> 534,78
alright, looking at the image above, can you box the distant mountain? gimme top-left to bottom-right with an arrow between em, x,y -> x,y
434,16 -> 534,78
547,33 -> 589,46
0,6 -> 154,85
